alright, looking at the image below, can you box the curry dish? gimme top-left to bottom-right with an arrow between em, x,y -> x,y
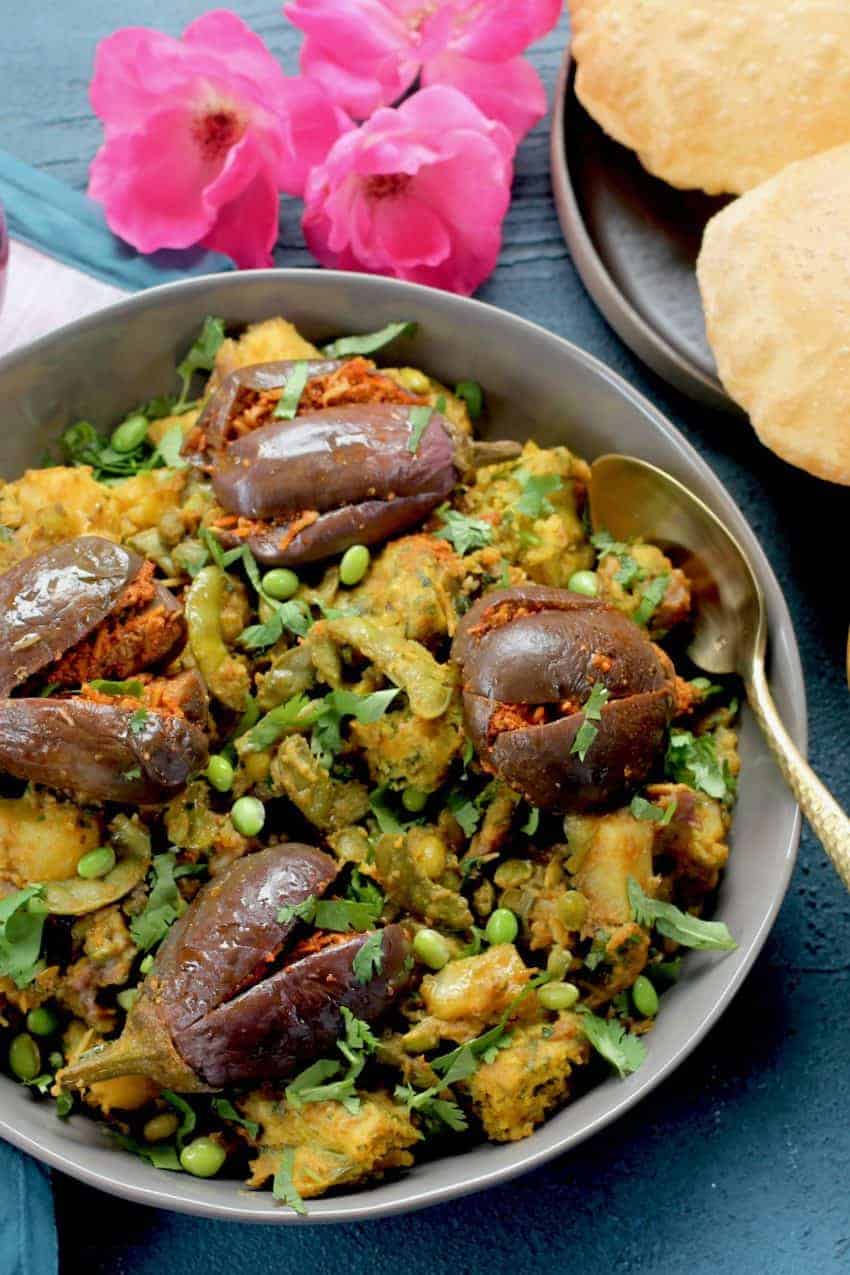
0,316 -> 739,1208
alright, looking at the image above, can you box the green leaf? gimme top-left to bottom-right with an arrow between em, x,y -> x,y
211,1097 -> 259,1140
273,361 -> 311,420
520,805 -> 540,836
347,870 -> 385,915
633,574 -> 670,627
352,931 -> 384,984
55,1091 -> 74,1119
276,893 -> 381,933
129,708 -> 149,736
0,886 -> 48,988
590,529 -> 645,589
690,677 -> 724,699
284,1007 -> 377,1113
129,852 -> 188,952
321,320 -> 416,359
87,678 -> 144,699
454,380 -> 483,419
272,1147 -> 307,1215
578,1009 -> 647,1078
514,469 -> 563,519
664,729 -> 737,804
245,694 -> 324,753
407,405 -> 433,454
368,787 -> 406,835
629,795 -> 677,825
627,877 -> 737,951
152,424 -> 188,470
446,789 -> 482,837
570,682 -> 610,762
176,317 -> 225,408
239,600 -> 312,650
162,1090 -> 196,1147
434,506 -> 494,556
110,1131 -> 182,1172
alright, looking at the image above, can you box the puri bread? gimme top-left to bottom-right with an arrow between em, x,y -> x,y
570,0 -> 850,195
697,145 -> 850,485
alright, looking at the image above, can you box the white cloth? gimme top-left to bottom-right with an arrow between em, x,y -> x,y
0,239 -> 125,356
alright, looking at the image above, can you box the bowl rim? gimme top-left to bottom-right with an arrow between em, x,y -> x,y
0,267 -> 804,1222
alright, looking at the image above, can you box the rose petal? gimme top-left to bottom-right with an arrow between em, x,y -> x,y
422,51 -> 548,143
447,0 -> 562,62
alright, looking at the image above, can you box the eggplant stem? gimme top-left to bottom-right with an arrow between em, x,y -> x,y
469,440 -> 522,469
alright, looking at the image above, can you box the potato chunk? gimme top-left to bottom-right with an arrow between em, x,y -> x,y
564,808 -> 655,930
464,1015 -> 590,1141
420,944 -> 532,1028
0,789 -> 101,886
241,1091 -> 420,1198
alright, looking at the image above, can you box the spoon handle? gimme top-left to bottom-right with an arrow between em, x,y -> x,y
746,659 -> 850,890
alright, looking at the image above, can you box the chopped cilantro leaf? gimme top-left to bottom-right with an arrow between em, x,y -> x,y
277,892 -> 382,932
454,380 -> 483,419
162,1090 -> 196,1147
238,600 -> 311,650
129,708 -> 149,736
0,886 -> 48,987
446,789 -> 482,837
273,361 -> 311,420
284,1006 -> 378,1114
514,469 -> 563,519
352,931 -> 384,984
520,805 -> 540,836
88,678 -> 144,699
627,877 -> 736,950
273,1147 -> 307,1214
570,682 -> 610,762
152,424 -> 188,470
245,694 -> 324,752
176,317 -> 225,409
665,729 -> 737,804
129,852 -> 188,952
110,1131 -> 182,1171
407,405 -> 433,453
434,506 -> 493,556
368,787 -> 406,835
579,1009 -> 646,1077
690,677 -> 724,699
629,795 -> 677,825
321,320 -> 416,359
211,1097 -> 259,1140
633,574 -> 670,627
590,529 -> 644,589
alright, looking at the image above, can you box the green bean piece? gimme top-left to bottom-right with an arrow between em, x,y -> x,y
632,974 -> 659,1018
538,981 -> 579,1011
185,566 -> 250,710
110,414 -> 149,454
77,846 -> 116,880
180,1137 -> 226,1178
206,754 -> 235,793
26,1007 -> 59,1038
413,928 -> 451,970
9,1034 -> 40,1082
339,545 -> 371,586
231,796 -> 265,837
567,570 -> 599,597
485,908 -> 519,945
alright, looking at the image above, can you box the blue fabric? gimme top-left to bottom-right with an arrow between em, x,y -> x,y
0,1140 -> 57,1275
3,6 -> 850,1274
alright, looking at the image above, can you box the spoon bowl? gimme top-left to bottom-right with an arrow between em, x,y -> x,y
590,453 -> 850,889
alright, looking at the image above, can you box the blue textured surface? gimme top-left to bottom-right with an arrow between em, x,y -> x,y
3,5 -> 850,1273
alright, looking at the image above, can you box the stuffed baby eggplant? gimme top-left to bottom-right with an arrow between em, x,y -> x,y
452,586 -> 677,811
0,538 -> 206,801
58,844 -> 412,1092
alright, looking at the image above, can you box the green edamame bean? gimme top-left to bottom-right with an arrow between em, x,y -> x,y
413,928 -> 451,971
9,1033 -> 40,1082
632,974 -> 659,1017
485,908 -> 518,946
26,1007 -> 59,1038
262,568 -> 300,601
556,890 -> 588,930
110,414 -> 149,454
231,796 -> 265,837
538,981 -> 580,1012
401,786 -> 428,814
117,988 -> 139,1012
180,1136 -> 226,1178
567,570 -> 599,597
339,544 -> 370,586
77,846 -> 116,879
206,754 -> 235,792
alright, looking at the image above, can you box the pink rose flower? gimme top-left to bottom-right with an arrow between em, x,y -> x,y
284,0 -> 561,142
302,85 -> 514,294
88,9 -> 350,268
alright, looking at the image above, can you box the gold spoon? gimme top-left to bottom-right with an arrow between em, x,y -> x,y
589,453 -> 850,888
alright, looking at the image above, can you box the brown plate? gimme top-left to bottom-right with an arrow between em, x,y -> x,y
550,49 -> 738,412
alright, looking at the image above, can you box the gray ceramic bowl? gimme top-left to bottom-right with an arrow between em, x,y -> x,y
0,270 -> 803,1222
